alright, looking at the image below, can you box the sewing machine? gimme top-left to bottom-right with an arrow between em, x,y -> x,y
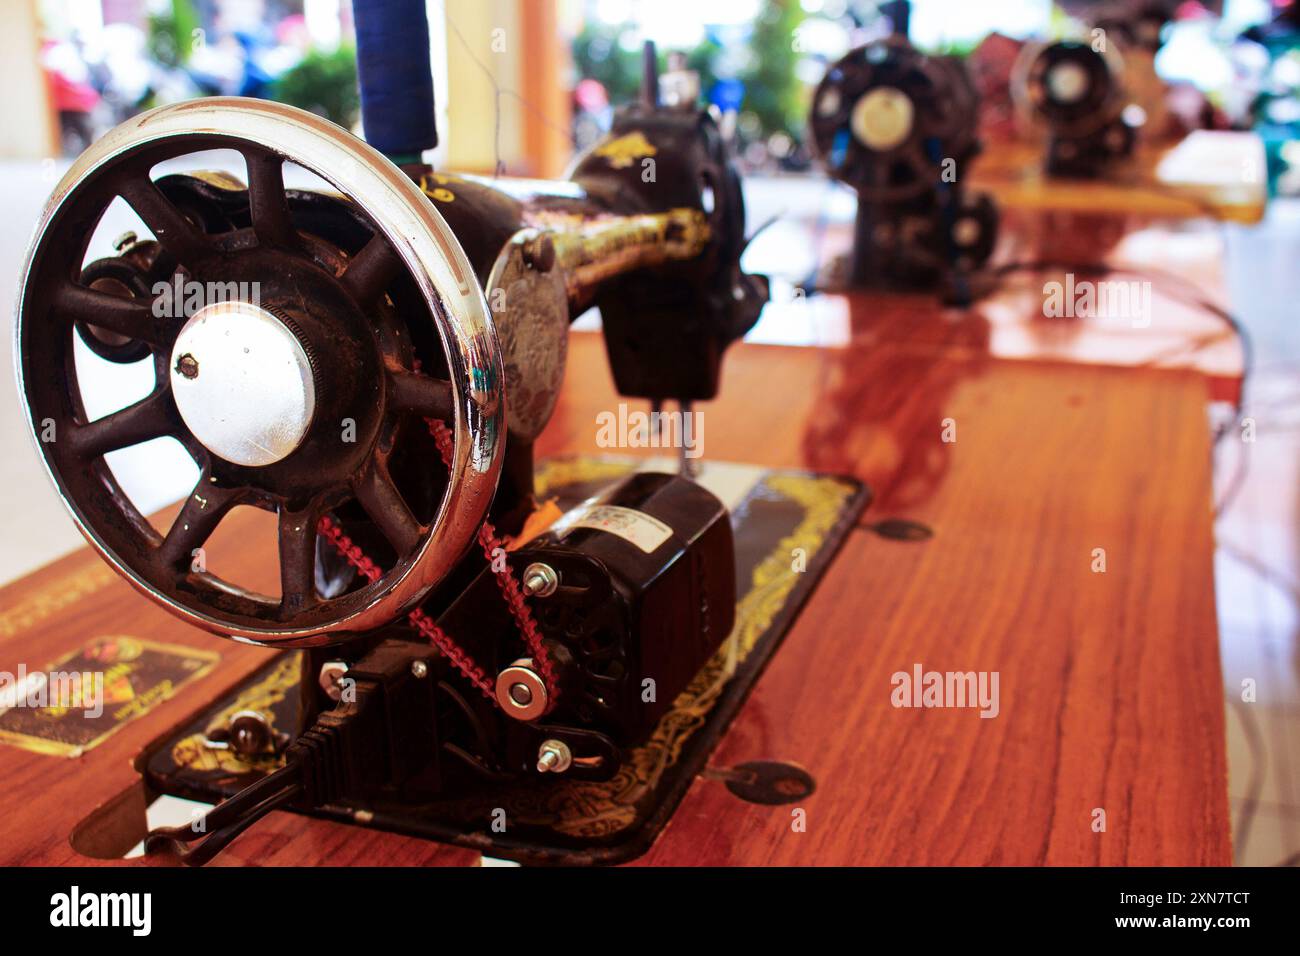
11,7 -> 866,863
1011,38 -> 1140,178
806,36 -> 1000,302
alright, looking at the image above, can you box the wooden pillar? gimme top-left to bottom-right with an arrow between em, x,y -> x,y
518,0 -> 573,178
0,0 -> 58,160
437,0 -> 572,177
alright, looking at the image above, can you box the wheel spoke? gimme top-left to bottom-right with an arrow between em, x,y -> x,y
243,148 -> 298,250
119,176 -> 210,269
341,234 -> 403,305
54,282 -> 164,347
278,504 -> 319,613
352,464 -> 422,555
390,370 -> 453,421
159,478 -> 244,569
66,389 -> 174,459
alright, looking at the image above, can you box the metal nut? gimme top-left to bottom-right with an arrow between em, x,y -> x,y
536,739 -> 572,774
522,562 -> 558,598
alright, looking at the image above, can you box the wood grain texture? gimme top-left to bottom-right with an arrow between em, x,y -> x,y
0,329 -> 1229,865
619,346 -> 1230,865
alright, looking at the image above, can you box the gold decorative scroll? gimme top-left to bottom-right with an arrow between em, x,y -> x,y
527,208 -> 712,311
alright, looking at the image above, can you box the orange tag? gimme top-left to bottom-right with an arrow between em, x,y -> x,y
508,499 -> 565,550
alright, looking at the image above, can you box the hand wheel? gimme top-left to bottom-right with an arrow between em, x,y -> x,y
1011,40 -> 1127,139
15,98 -> 504,646
809,38 -> 980,204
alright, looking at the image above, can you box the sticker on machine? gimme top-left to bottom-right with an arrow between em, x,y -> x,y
555,504 -> 674,553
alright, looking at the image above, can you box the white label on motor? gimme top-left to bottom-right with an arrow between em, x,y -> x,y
556,504 -> 673,554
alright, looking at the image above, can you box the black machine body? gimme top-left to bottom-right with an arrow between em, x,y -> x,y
429,470 -> 736,787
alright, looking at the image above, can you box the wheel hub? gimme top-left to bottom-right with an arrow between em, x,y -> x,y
851,87 -> 914,152
170,300 -> 318,467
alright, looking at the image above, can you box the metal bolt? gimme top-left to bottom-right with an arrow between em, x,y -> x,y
522,562 -> 558,598
952,217 -> 981,247
411,660 -> 429,679
175,353 -> 200,379
509,682 -> 532,705
113,230 -> 139,254
319,660 -> 348,700
536,739 -> 572,774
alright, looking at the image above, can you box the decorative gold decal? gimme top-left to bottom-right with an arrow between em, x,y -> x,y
594,131 -> 658,169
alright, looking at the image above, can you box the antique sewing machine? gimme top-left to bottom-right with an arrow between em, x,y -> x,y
806,36 -> 999,303
11,9 -> 859,865
1011,37 -> 1140,178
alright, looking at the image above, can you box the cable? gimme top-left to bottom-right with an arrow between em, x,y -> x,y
1215,540 -> 1300,864
1227,693 -> 1268,866
795,179 -> 850,292
1215,435 -> 1252,517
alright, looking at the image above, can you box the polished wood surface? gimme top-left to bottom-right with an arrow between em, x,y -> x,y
626,345 -> 1229,865
0,306 -> 1230,863
746,201 -> 1245,403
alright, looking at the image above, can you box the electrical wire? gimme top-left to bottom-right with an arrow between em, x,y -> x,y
1227,693 -> 1268,866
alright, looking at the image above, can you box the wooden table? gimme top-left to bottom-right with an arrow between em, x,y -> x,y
970,132 -> 1267,225
0,319 -> 1230,865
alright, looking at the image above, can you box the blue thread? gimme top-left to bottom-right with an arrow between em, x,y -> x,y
353,0 -> 438,158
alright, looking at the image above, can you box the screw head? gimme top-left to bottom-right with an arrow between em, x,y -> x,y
175,353 -> 200,379
228,710 -> 272,757
522,233 -> 556,273
411,660 -> 429,679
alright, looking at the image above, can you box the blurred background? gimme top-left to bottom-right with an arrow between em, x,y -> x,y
4,0 -> 1299,189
